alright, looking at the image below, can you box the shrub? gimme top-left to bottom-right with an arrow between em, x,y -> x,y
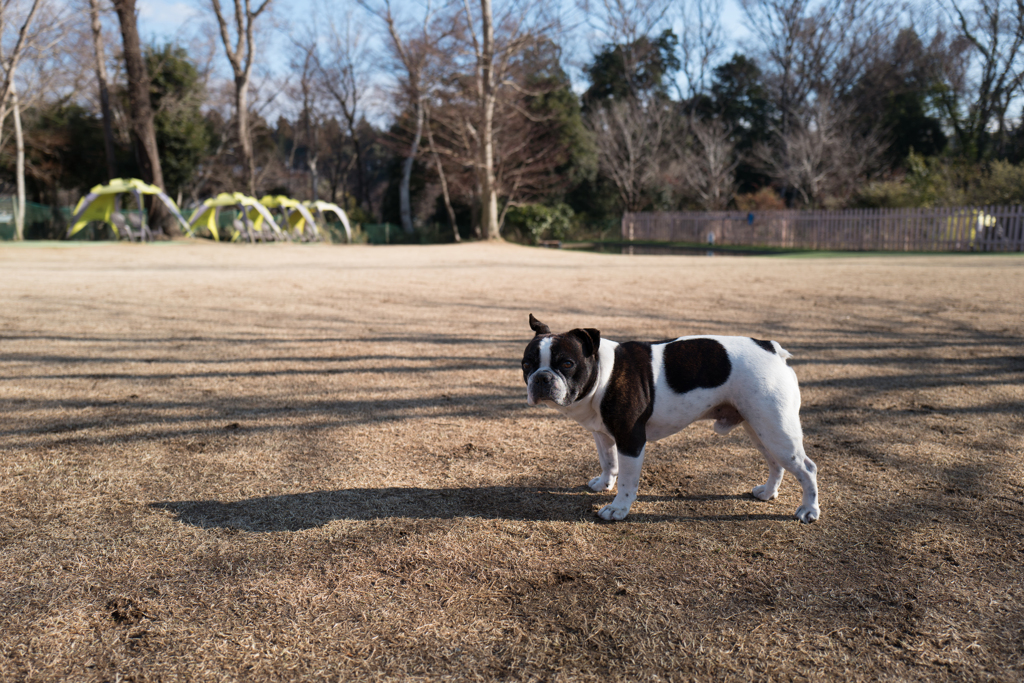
734,187 -> 786,211
855,153 -> 1024,208
853,180 -> 922,208
969,160 -> 1024,205
503,203 -> 576,243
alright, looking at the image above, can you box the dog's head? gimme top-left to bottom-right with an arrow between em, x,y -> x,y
522,314 -> 601,407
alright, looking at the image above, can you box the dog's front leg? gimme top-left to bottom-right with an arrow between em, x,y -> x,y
597,446 -> 645,521
588,432 -> 618,492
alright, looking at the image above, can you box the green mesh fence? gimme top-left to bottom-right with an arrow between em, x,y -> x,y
0,197 -> 73,240
360,223 -> 443,244
360,223 -> 399,244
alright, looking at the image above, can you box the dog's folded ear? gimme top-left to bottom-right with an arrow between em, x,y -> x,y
529,314 -> 551,336
567,328 -> 601,357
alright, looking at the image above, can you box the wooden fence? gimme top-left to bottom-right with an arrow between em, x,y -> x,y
621,206 -> 1024,252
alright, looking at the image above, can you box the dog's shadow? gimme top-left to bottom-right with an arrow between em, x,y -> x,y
150,486 -> 793,532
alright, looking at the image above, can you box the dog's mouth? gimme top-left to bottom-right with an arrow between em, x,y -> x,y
527,372 -> 570,407
527,393 -> 563,408
527,388 -> 559,406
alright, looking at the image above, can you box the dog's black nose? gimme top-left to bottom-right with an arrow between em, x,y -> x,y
534,372 -> 553,386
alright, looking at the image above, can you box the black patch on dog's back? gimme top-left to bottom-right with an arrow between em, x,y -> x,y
600,342 -> 655,458
663,338 -> 731,394
751,338 -> 776,354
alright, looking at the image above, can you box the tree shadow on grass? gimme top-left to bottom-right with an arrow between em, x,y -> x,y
150,487 -> 793,531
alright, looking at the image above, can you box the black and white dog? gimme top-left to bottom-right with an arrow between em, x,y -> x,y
521,315 -> 820,523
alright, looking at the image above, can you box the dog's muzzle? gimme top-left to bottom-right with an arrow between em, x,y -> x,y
527,370 -> 568,406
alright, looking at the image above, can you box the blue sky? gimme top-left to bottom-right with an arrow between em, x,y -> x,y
137,0 -> 203,39
135,0 -> 754,112
138,0 -> 752,50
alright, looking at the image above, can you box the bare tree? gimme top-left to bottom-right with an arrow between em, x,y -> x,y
11,47 -> 63,239
3,0 -> 74,239
588,97 -> 671,211
941,0 -> 1024,159
475,0 -> 501,237
459,0 -> 561,239
685,117 -> 737,209
1,0 -> 42,240
742,0 -> 899,118
423,37 -> 579,237
87,0 -> 117,180
288,38 -> 323,200
316,5 -> 371,210
364,0 -> 439,235
828,0 -> 900,97
584,0 -> 671,44
424,102 -> 459,241
740,0 -> 839,134
755,98 -> 884,206
112,0 -> 173,233
0,0 -> 44,152
368,0 -> 560,239
677,0 -> 725,102
11,82 -> 25,237
208,0 -> 273,195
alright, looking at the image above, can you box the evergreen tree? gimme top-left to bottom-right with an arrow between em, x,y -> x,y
582,30 -> 681,110
145,44 -> 212,198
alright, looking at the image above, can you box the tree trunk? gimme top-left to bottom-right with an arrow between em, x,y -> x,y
338,150 -> 359,210
209,0 -> 270,198
236,76 -> 255,196
478,0 -> 500,240
112,0 -> 177,236
479,98 -> 499,239
425,108 -> 459,242
309,156 -> 319,201
89,0 -> 118,181
0,0 -> 42,154
13,85 -> 25,241
472,179 -> 482,239
306,117 -> 319,201
399,100 -> 424,235
350,122 -> 367,210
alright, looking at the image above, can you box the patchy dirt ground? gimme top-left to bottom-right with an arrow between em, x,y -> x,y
1,242 -> 1022,682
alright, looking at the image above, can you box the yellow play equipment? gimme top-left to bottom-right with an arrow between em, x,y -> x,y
188,193 -> 285,242
67,178 -> 191,241
940,209 -> 997,250
304,200 -> 353,242
259,195 -> 321,242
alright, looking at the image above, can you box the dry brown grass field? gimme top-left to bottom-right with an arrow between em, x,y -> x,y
1,242 -> 1022,682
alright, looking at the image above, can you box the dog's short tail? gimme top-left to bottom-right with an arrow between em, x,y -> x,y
773,341 -> 793,360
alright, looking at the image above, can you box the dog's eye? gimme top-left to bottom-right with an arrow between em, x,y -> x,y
561,360 -> 574,370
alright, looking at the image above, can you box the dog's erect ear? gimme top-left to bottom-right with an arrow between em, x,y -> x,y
529,314 -> 551,336
567,328 -> 601,357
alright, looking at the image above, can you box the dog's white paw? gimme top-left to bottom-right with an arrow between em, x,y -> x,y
597,501 -> 632,521
588,474 -> 616,492
751,484 -> 778,501
795,505 -> 820,523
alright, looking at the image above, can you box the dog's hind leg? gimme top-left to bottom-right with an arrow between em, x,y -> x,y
589,431 -> 618,492
744,409 -> 819,523
743,422 -> 784,501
